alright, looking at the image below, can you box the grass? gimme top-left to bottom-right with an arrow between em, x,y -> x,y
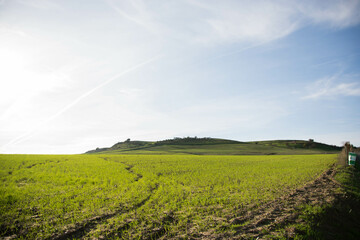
95,142 -> 340,155
0,154 -> 336,239
273,165 -> 360,240
86,138 -> 341,155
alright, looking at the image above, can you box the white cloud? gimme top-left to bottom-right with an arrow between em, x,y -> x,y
3,0 -> 360,48
303,75 -> 360,99
297,0 -> 360,28
104,0 -> 301,45
189,0 -> 301,44
104,0 -> 360,46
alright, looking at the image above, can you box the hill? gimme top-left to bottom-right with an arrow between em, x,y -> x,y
85,137 -> 341,155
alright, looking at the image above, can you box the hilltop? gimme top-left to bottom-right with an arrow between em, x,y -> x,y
85,137 -> 341,155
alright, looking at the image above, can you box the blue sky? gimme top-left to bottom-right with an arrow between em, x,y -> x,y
1,0 -> 360,153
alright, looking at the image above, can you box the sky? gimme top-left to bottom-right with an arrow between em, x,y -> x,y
1,0 -> 360,154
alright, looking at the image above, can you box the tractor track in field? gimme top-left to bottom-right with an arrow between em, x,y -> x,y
121,163 -> 143,182
101,157 -> 143,182
211,165 -> 343,239
50,158 -> 155,240
51,186 -> 159,240
23,159 -> 69,169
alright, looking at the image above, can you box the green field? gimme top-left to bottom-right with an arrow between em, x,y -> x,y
0,154 -> 337,239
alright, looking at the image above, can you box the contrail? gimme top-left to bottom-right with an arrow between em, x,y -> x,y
0,55 -> 162,151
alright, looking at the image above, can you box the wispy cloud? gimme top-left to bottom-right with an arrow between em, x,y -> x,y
104,0 -> 360,46
303,74 -> 360,99
104,0 -> 159,34
297,0 -> 360,28
189,0 -> 301,44
15,0 -> 61,10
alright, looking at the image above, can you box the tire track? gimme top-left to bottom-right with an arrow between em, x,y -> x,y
101,157 -> 143,182
51,185 -> 159,240
21,159 -> 69,169
121,162 -> 143,182
224,166 -> 342,239
51,158 -> 157,240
